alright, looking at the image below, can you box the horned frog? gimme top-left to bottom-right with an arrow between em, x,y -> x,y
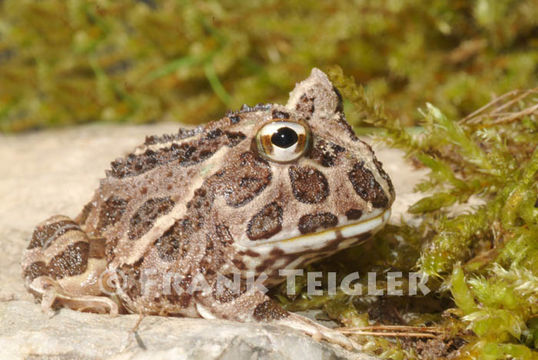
22,68 -> 395,349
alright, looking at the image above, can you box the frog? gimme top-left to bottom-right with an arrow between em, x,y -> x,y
22,68 -> 395,349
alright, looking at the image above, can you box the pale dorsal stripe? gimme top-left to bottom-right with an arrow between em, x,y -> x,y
111,144 -> 232,266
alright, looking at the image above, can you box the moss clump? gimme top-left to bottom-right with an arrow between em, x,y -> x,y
1,0 -> 537,132
273,67 -> 537,359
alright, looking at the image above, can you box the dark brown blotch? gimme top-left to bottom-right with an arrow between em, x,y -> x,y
255,257 -> 278,273
29,219 -> 80,250
186,188 -> 215,228
128,197 -> 175,240
224,131 -> 246,147
357,231 -> 373,242
345,208 -> 363,220
298,212 -> 338,234
232,258 -> 247,270
288,166 -> 329,204
154,219 -> 193,262
348,162 -> 389,208
309,139 -> 345,167
154,227 -> 181,262
269,248 -> 285,257
109,150 -> 157,178
98,196 -> 128,230
177,144 -> 212,167
48,241 -> 90,280
247,202 -> 283,240
223,152 -> 272,207
242,249 -> 261,257
23,261 -> 48,281
253,299 -> 289,321
165,292 -> 192,309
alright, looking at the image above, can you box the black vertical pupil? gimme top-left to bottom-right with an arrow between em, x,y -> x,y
271,127 -> 298,148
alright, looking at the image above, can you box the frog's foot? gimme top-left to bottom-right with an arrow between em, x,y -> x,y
22,215 -> 118,315
29,276 -> 119,316
195,291 -> 357,351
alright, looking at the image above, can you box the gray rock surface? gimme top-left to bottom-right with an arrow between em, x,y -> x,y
0,124 -> 425,360
0,301 -> 368,360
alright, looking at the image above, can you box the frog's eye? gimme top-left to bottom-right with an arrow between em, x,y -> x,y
255,121 -> 311,163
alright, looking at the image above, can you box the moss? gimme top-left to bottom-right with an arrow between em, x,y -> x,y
1,0 -> 537,132
273,68 -> 537,358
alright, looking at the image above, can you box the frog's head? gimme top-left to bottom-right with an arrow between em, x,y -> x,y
217,68 -> 395,272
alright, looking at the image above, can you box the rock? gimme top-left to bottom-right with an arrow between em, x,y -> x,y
0,124 -> 424,359
0,301 -> 374,360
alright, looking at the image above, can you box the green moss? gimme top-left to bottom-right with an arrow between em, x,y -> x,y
1,0 -> 537,132
273,68 -> 537,358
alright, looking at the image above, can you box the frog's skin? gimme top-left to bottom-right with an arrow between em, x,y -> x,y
22,69 -> 394,349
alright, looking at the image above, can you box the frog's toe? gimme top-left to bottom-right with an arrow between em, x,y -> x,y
276,312 -> 358,351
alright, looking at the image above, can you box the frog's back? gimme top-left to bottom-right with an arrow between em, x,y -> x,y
77,116 -> 257,263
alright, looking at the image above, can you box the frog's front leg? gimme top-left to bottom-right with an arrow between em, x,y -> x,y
22,215 -> 119,315
195,290 -> 357,350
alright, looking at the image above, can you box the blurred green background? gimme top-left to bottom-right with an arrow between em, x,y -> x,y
1,0 -> 537,133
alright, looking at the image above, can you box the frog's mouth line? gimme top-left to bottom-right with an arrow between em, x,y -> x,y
249,209 -> 391,251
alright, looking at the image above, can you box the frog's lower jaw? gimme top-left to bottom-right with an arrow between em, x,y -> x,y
246,208 -> 391,255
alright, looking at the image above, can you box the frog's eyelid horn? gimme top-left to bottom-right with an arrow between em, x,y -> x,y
285,68 -> 342,118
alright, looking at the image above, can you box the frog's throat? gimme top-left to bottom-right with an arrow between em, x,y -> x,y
248,209 -> 391,252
